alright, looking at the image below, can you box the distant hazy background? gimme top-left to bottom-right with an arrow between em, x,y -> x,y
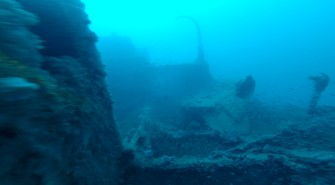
81,0 -> 335,106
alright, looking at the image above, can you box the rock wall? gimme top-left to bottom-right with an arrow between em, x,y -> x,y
0,0 -> 122,184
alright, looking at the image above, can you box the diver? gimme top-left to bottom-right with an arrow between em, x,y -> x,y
308,73 -> 330,115
235,75 -> 256,99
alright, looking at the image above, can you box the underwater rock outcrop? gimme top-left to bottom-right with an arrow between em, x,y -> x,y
0,0 -> 122,185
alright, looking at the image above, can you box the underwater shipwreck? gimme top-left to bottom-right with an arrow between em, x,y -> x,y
0,0 -> 335,185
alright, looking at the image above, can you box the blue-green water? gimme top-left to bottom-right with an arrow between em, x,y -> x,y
83,0 -> 335,106
1,0 -> 335,184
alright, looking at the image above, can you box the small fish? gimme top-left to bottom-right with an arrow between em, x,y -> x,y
0,77 -> 39,101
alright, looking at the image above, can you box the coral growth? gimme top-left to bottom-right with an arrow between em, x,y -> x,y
0,0 -> 41,66
0,1 -> 122,185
